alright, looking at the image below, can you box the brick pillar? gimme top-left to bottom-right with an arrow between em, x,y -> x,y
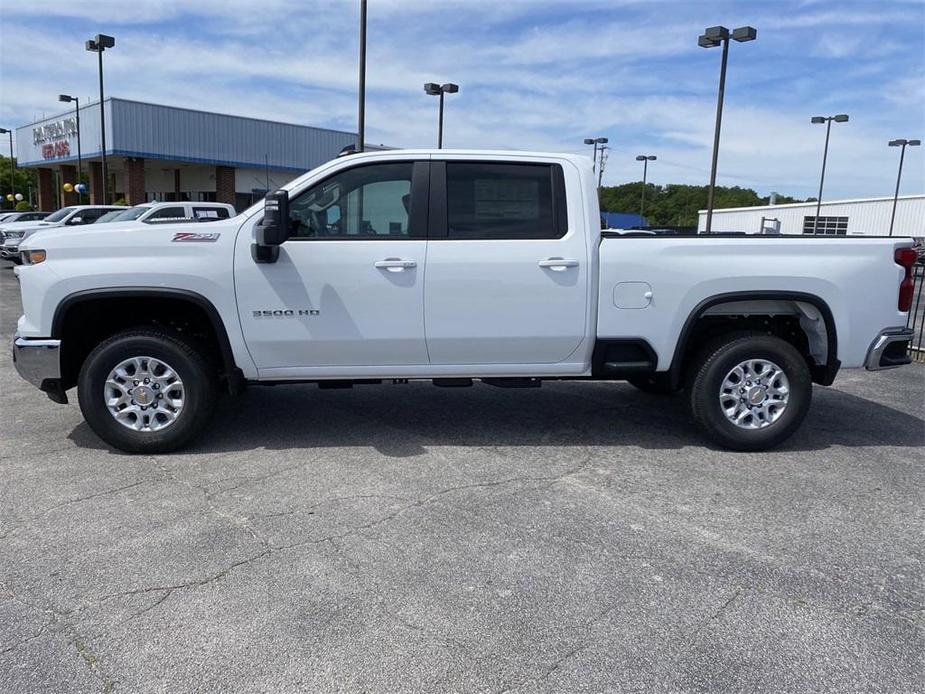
89,161 -> 104,204
215,166 -> 236,207
60,165 -> 78,206
124,157 -> 146,205
37,168 -> 55,211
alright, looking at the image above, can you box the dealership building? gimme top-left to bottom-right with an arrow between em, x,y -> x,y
15,97 -> 367,211
697,194 -> 924,236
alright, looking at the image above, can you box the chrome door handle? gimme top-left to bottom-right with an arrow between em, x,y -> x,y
375,258 -> 416,272
538,257 -> 579,271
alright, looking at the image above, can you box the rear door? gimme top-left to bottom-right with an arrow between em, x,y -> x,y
423,158 -> 589,365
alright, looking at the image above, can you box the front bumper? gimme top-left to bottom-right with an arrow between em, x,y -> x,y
865,328 -> 914,370
12,335 -> 66,402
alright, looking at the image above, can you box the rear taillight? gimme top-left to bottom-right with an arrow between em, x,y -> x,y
895,248 -> 917,312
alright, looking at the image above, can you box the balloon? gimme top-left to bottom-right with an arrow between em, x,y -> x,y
63,183 -> 74,193
75,183 -> 88,194
5,194 -> 12,202
14,193 -> 23,201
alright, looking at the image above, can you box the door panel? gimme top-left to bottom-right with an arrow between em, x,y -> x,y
424,160 -> 589,365
234,160 -> 429,371
235,238 -> 427,368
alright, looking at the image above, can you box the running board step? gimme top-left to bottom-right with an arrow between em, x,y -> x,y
482,377 -> 541,388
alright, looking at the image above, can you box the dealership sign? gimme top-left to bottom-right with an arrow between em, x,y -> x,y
32,118 -> 77,160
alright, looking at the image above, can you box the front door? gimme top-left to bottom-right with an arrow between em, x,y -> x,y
234,160 -> 429,374
424,160 -> 590,365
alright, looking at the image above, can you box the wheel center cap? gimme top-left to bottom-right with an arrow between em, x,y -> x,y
747,386 -> 766,405
133,386 -> 155,406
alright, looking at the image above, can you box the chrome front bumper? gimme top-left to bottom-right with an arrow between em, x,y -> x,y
12,335 -> 62,389
865,328 -> 914,371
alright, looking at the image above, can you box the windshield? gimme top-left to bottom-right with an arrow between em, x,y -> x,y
95,210 -> 126,223
114,206 -> 151,221
44,206 -> 78,223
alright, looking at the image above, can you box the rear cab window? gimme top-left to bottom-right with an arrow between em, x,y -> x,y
438,162 -> 568,240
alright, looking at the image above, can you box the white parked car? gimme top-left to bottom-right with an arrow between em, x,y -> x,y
11,150 -> 917,453
0,205 -> 123,261
105,201 -> 236,225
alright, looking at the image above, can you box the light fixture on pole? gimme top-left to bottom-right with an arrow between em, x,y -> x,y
0,127 -> 13,205
698,24 -> 757,233
85,33 -> 115,204
424,83 -> 459,149
888,138 -> 920,236
58,94 -> 83,200
809,113 -> 849,234
584,137 -> 608,170
635,154 -> 656,221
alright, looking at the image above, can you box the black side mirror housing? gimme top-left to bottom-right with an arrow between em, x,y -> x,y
253,189 -> 290,263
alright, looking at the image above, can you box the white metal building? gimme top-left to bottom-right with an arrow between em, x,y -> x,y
697,194 -> 924,237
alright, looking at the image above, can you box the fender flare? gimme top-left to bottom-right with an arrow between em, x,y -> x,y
52,287 -> 243,389
668,290 -> 839,388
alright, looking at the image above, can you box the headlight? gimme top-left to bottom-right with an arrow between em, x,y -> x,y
21,249 -> 46,265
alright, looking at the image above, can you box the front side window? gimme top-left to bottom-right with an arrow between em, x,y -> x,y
116,207 -> 151,221
147,206 -> 188,222
45,207 -> 78,223
445,163 -> 562,239
289,162 -> 414,239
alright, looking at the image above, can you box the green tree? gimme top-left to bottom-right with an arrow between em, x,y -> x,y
0,155 -> 38,210
600,181 -> 807,228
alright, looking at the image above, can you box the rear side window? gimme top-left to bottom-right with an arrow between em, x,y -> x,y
445,162 -> 565,239
193,207 -> 230,220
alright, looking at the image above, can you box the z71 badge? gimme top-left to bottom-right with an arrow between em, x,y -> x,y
172,232 -> 221,242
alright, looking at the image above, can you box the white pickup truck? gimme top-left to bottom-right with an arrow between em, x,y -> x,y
11,150 -> 917,453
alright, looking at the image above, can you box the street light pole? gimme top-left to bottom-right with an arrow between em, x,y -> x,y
810,113 -> 849,234
59,95 -> 82,200
636,154 -> 656,220
424,83 -> 459,149
0,128 -> 12,204
584,136 -> 608,172
698,25 -> 757,234
357,0 -> 367,153
888,138 -> 921,236
86,34 -> 115,205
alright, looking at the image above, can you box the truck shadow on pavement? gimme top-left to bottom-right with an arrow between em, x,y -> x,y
66,381 -> 925,456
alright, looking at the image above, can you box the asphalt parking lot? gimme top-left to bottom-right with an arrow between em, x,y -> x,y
1,262 -> 923,693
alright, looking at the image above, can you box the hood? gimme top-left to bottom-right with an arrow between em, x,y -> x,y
0,220 -> 59,233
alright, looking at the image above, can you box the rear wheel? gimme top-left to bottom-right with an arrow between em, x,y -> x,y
688,333 -> 811,451
78,329 -> 217,453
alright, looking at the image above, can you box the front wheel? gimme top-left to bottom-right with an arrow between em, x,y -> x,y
688,333 -> 812,451
78,329 -> 217,453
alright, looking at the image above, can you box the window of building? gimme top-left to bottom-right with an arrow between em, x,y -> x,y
802,216 -> 848,235
289,162 -> 413,239
445,163 -> 563,240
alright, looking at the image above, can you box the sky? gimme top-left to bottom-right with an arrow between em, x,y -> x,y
0,0 -> 923,200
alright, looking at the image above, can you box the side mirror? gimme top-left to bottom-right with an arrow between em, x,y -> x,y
252,189 -> 290,263
68,216 -> 84,225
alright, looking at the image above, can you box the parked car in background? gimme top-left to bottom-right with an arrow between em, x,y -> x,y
0,205 -> 123,262
105,201 -> 236,225
0,211 -> 51,227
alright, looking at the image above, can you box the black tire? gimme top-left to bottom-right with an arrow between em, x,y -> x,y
627,374 -> 679,395
78,329 -> 217,453
687,332 -> 812,451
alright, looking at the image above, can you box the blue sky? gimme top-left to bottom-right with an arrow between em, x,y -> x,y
1,0 -> 923,199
